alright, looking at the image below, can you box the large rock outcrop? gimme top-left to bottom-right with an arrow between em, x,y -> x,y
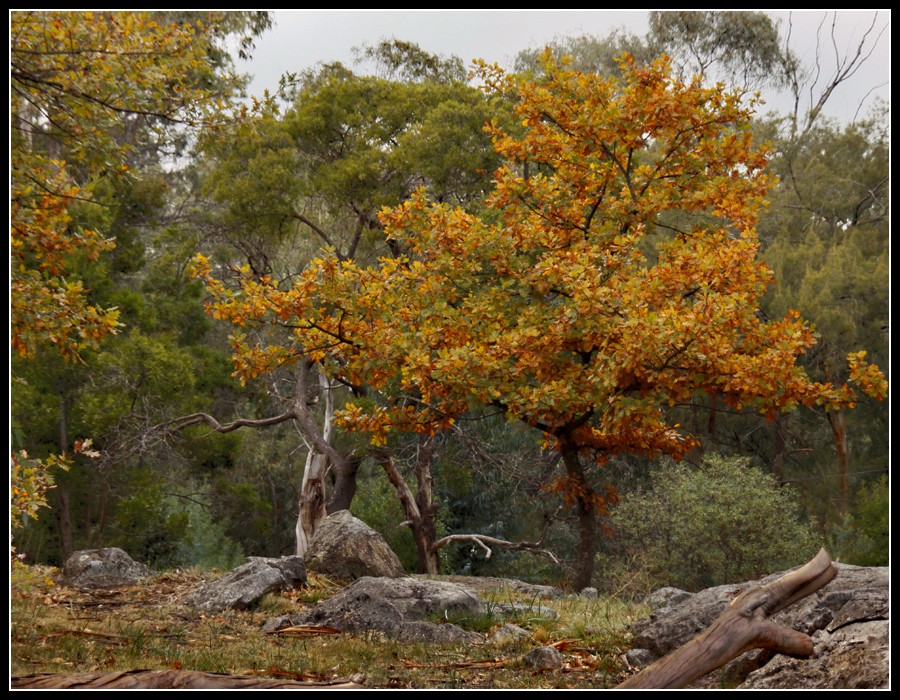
58,548 -> 153,589
626,563 -> 888,689
304,510 -> 405,581
182,556 -> 307,612
267,576 -> 486,644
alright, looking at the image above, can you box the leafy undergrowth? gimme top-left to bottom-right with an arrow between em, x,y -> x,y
10,565 -> 646,689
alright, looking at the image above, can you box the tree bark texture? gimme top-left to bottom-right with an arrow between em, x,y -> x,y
326,455 -> 361,514
295,451 -> 328,558
617,549 -> 838,689
559,439 -> 598,592
414,437 -> 439,574
827,409 -> 850,516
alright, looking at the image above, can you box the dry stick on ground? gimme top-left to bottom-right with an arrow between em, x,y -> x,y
617,548 -> 838,689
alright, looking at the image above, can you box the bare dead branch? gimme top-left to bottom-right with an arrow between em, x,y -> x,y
431,533 -> 561,565
618,549 -> 838,689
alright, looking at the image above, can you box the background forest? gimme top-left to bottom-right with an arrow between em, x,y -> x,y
11,11 -> 889,595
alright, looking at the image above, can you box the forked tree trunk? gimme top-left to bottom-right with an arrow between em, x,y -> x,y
377,448 -> 440,575
168,359 -> 361,560
618,549 -> 838,689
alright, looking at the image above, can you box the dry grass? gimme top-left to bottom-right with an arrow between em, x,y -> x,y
10,564 -> 647,689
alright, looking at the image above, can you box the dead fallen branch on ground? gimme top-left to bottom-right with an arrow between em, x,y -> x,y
617,549 -> 838,689
11,669 -> 366,689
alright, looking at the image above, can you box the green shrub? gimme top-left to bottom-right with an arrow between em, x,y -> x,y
110,473 -> 245,570
829,473 -> 888,566
110,481 -> 190,569
604,454 -> 822,593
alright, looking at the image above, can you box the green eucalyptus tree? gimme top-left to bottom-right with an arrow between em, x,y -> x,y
759,110 -> 888,525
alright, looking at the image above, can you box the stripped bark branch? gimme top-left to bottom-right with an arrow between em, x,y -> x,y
617,549 -> 838,689
431,533 -> 561,565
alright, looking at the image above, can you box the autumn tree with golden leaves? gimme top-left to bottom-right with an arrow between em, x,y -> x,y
195,54 -> 885,589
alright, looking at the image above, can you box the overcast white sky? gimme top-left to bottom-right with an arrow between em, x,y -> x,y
242,10 -> 890,123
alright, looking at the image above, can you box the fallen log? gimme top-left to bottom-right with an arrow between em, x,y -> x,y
617,549 -> 838,689
11,669 -> 367,690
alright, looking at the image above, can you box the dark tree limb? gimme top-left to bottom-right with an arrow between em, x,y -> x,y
617,549 -> 838,689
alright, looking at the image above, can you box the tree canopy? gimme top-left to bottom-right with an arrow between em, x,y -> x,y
10,11 -> 261,360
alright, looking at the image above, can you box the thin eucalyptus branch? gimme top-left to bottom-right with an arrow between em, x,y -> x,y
800,11 -> 887,134
166,410 -> 296,434
12,68 -> 209,125
291,212 -> 337,252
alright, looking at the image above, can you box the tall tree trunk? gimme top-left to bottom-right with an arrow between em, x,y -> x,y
827,409 -> 850,517
772,414 -> 786,483
559,438 -> 597,592
414,436 -> 438,574
295,451 -> 328,557
56,486 -> 74,560
96,485 -> 107,547
707,391 -> 717,436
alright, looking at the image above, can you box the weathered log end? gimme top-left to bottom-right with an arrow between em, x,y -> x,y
618,549 -> 837,689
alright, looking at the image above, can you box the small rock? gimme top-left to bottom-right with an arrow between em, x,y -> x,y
183,556 -> 307,612
523,646 -> 564,670
260,615 -> 295,634
489,623 -> 530,645
59,548 -> 153,589
624,648 -> 655,669
494,602 -> 557,620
